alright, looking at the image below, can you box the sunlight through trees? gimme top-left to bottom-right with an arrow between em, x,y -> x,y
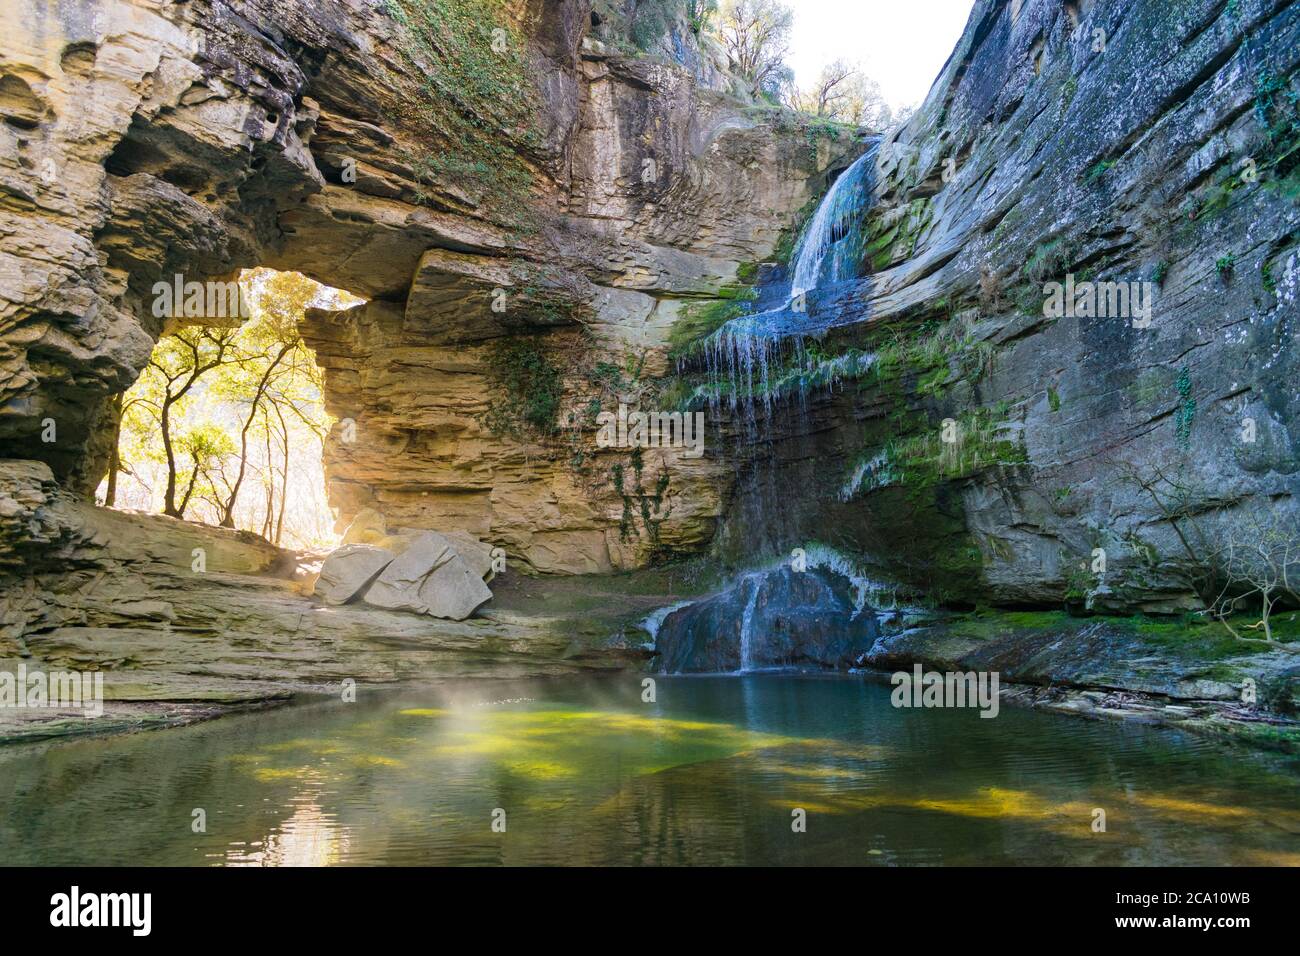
100,269 -> 363,550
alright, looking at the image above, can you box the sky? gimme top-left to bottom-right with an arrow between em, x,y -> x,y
786,0 -> 978,112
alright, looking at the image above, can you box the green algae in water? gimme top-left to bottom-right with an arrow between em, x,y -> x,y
2,675 -> 1299,866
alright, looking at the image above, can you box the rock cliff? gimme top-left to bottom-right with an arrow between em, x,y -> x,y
2,0 -> 1298,729
1,0 -> 860,573
706,0 -> 1300,614
0,0 -> 859,737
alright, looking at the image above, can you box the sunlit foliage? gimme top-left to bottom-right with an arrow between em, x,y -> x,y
103,270 -> 362,549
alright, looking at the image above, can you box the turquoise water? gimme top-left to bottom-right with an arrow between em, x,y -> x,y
1,675 -> 1297,865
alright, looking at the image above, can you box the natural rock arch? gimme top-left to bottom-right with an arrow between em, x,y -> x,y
1,0 -> 853,572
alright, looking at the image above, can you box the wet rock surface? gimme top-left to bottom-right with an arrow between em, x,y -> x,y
655,567 -> 880,673
861,610 -> 1298,711
712,0 -> 1300,614
861,607 -> 1300,749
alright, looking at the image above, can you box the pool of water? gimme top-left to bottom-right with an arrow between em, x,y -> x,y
2,674 -> 1298,865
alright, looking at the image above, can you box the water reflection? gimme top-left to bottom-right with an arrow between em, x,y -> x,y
0,675 -> 1297,866
223,788 -> 349,867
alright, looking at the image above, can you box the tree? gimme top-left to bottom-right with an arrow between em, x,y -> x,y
139,327 -> 238,517
784,60 -> 896,128
109,268 -> 348,548
1203,509 -> 1300,650
175,423 -> 237,518
211,270 -> 325,531
213,336 -> 295,529
715,0 -> 794,99
796,59 -> 857,118
839,72 -> 894,128
1113,456 -> 1218,601
1115,455 -> 1300,652
892,102 -> 918,127
687,0 -> 718,36
104,393 -> 123,507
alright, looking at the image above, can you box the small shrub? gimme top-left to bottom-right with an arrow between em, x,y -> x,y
480,338 -> 564,439
978,266 -> 1007,312
1084,158 -> 1115,183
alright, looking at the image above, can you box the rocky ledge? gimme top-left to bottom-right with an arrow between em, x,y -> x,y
650,563 -> 1300,750
0,459 -> 655,744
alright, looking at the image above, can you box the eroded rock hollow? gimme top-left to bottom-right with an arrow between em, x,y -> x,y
2,0 -> 1299,738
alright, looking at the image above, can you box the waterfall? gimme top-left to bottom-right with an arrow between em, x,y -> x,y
790,144 -> 880,298
639,600 -> 694,649
654,139 -> 885,677
737,573 -> 760,673
696,138 -> 881,416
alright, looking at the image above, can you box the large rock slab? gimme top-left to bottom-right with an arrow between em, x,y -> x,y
312,544 -> 394,605
362,532 -> 492,621
339,509 -> 496,583
441,530 -> 496,583
655,567 -> 879,673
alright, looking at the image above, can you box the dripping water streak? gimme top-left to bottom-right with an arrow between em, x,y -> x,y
738,574 -> 760,673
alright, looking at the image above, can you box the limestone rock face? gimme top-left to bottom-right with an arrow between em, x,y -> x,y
0,0 -> 856,576
362,532 -> 493,621
8,0 -> 1289,615
710,0 -> 1300,612
312,544 -> 394,606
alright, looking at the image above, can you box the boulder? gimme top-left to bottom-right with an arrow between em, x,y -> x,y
313,544 -> 395,606
341,511 -> 495,581
441,530 -> 497,582
655,567 -> 879,673
362,532 -> 493,621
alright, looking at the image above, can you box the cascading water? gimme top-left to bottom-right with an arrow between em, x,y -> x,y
790,144 -> 880,299
657,139 -> 886,677
737,573 -> 760,672
699,139 -> 881,415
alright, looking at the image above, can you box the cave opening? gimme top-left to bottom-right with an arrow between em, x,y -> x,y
97,268 -> 364,551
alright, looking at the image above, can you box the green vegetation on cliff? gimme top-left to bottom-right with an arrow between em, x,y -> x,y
840,404 -> 1027,501
479,337 -> 564,439
384,0 -> 542,210
611,447 -> 673,559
